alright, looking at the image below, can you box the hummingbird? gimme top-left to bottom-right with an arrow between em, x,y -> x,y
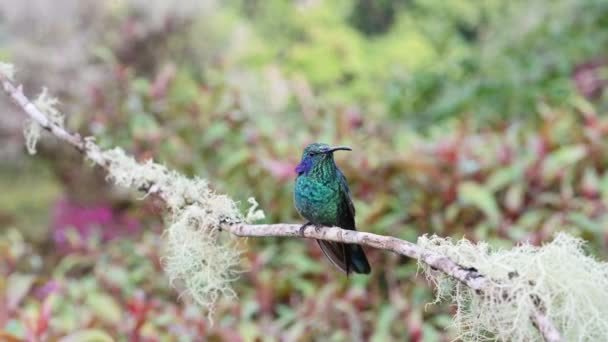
294,143 -> 371,274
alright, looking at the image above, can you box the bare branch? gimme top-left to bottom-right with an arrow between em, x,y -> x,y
0,72 -> 563,342
227,223 -> 491,289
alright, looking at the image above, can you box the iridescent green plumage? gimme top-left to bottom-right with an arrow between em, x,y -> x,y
294,143 -> 371,274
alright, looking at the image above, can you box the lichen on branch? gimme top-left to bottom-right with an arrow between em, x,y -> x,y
419,233 -> 608,341
23,87 -> 65,154
101,147 -> 264,317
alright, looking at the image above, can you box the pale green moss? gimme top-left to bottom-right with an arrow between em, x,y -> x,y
245,197 -> 265,222
101,148 -> 263,318
23,118 -> 41,155
35,87 -> 64,128
23,87 -> 65,155
418,233 -> 608,341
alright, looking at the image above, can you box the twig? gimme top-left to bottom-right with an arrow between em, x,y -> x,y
0,73 -> 563,342
1,76 -> 108,167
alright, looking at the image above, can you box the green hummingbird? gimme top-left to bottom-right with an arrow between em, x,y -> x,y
294,143 -> 371,274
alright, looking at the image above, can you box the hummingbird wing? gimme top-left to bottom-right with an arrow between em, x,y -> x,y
337,170 -> 356,229
317,240 -> 351,274
316,171 -> 354,274
338,170 -> 371,273
317,170 -> 371,274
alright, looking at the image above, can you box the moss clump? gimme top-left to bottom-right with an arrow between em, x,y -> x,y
419,233 -> 608,341
102,148 -> 262,318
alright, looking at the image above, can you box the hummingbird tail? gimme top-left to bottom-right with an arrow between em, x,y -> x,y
349,244 -> 371,274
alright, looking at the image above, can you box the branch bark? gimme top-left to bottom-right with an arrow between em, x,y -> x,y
0,72 -> 563,342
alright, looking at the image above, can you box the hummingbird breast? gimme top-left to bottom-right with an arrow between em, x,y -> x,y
294,176 -> 341,225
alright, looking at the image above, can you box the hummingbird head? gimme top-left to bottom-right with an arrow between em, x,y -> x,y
295,143 -> 352,175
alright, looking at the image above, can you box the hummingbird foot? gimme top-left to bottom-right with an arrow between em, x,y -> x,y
299,221 -> 313,237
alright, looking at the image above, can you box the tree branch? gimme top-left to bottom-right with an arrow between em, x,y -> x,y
226,223 -> 491,289
0,72 -> 563,342
226,223 -> 562,342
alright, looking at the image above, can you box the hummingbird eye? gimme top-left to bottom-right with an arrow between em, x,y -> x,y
308,152 -> 314,157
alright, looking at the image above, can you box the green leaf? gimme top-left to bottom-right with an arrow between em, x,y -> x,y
132,78 -> 150,95
542,145 -> 587,179
130,113 -> 160,139
58,329 -> 114,342
202,121 -> 230,144
3,319 -> 26,337
85,293 -> 122,324
238,321 -> 262,342
505,183 -> 524,212
486,165 -> 521,191
582,167 -> 599,194
568,213 -> 601,234
422,322 -> 441,342
458,181 -> 501,225
370,305 -> 398,342
6,273 -> 35,310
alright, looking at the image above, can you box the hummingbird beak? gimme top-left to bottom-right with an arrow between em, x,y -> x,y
326,146 -> 352,153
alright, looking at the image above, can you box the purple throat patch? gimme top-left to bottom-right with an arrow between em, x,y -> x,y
295,157 -> 313,175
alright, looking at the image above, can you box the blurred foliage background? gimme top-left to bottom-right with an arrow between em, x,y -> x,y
1,0 -> 608,341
